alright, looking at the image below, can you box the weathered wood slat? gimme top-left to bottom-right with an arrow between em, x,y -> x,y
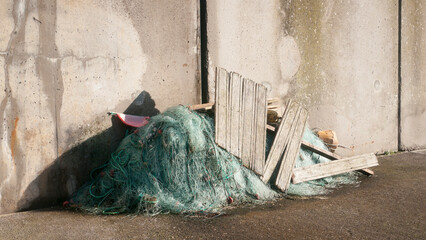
292,153 -> 379,184
225,71 -> 231,151
275,106 -> 308,192
301,141 -> 374,175
189,102 -> 214,111
215,68 -> 228,148
229,72 -> 242,157
240,78 -> 256,167
252,83 -> 267,175
262,99 -> 297,183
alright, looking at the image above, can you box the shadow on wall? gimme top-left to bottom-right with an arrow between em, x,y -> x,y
17,91 -> 160,211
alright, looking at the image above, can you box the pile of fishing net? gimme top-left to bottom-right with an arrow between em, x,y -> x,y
70,106 -> 277,214
69,105 -> 359,215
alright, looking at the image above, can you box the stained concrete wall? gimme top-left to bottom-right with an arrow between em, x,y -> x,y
0,0 -> 200,214
207,0 -> 399,156
401,0 -> 426,150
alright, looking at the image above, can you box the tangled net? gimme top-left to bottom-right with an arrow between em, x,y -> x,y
70,106 -> 277,214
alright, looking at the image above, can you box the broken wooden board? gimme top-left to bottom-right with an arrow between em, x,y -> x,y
301,141 -> 374,176
263,99 -> 298,183
292,153 -> 379,184
275,106 -> 308,192
215,67 -> 268,176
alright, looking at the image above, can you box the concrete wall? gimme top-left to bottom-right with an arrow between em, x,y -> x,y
0,0 -> 200,214
401,0 -> 426,150
207,0 -> 399,156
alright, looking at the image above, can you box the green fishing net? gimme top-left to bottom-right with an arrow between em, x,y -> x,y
70,106 -> 277,214
70,106 -> 359,214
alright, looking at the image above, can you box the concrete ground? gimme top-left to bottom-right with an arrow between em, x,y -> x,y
0,151 -> 425,240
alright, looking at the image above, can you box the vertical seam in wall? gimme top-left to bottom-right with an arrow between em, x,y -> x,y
200,0 -> 208,103
397,0 -> 402,150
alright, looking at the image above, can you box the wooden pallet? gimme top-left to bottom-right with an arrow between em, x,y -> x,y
215,67 -> 267,176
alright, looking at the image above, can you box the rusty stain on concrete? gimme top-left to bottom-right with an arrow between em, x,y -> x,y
10,117 -> 19,160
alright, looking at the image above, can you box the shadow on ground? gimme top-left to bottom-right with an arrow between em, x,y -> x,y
17,91 -> 160,211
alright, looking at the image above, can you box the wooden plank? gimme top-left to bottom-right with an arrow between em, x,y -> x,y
240,78 -> 256,167
215,67 -> 229,149
275,106 -> 308,192
301,141 -> 374,175
292,153 -> 379,184
262,99 -> 297,183
189,102 -> 214,111
229,72 -> 242,157
251,83 -> 267,175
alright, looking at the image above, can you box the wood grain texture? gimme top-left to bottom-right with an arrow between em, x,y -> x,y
292,153 -> 379,184
241,78 -> 256,167
252,83 -> 267,175
275,106 -> 308,192
229,72 -> 242,157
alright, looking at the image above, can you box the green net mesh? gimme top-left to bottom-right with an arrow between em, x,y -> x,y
70,106 -> 359,214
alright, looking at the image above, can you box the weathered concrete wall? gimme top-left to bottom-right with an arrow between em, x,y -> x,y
401,0 -> 426,150
0,0 -> 200,214
207,0 -> 398,156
